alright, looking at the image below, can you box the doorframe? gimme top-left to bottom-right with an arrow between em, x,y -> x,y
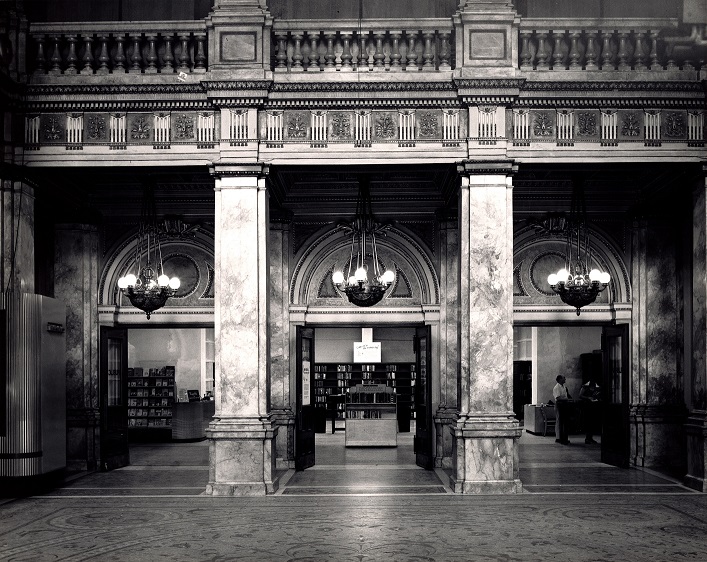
514,311 -> 633,469
288,306 -> 441,467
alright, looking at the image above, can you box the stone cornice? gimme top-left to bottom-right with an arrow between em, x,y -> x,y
270,81 -> 458,93
522,81 -> 704,93
26,83 -> 206,96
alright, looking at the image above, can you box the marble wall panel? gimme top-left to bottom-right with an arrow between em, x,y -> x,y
692,185 -> 707,410
1,182 -> 35,294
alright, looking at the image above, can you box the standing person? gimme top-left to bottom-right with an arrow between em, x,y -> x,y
553,375 -> 572,445
579,380 -> 601,444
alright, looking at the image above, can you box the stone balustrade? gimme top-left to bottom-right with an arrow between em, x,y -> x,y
517,18 -> 697,72
271,19 -> 454,73
29,22 -> 208,75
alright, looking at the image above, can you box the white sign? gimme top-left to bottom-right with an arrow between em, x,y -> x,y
302,360 -> 311,406
354,342 -> 381,363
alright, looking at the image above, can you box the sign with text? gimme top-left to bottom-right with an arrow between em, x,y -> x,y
353,342 -> 381,363
302,360 -> 311,406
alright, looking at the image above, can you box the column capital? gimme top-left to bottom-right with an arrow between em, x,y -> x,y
209,163 -> 270,179
457,160 -> 517,176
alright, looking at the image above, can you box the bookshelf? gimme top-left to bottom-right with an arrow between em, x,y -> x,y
127,366 -> 175,435
313,362 -> 416,433
345,384 -> 397,447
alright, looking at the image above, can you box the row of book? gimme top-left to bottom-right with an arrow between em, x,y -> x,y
128,366 -> 176,377
128,397 -> 173,407
128,389 -> 174,398
128,418 -> 172,427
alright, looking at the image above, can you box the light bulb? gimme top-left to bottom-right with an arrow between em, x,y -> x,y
355,267 -> 367,282
600,272 -> 610,284
118,277 -> 128,289
547,273 -> 558,286
158,274 -> 170,287
589,269 -> 601,282
557,269 -> 569,282
169,277 -> 181,290
381,269 -> 395,284
125,273 -> 137,286
147,279 -> 157,289
347,275 -> 357,286
332,271 -> 345,285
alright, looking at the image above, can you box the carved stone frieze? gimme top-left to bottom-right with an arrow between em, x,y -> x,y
129,115 -> 151,141
374,113 -> 396,139
174,113 -> 195,140
664,112 -> 686,138
86,114 -> 106,141
532,112 -> 553,137
418,111 -> 439,138
286,113 -> 307,139
329,112 -> 351,140
43,115 -> 63,141
621,112 -> 641,137
576,111 -> 598,137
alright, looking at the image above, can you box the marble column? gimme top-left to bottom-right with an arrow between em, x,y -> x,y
269,215 -> 294,470
630,219 -> 686,471
451,162 -> 522,494
206,166 -> 278,496
435,214 -> 459,469
1,180 -> 34,294
686,171 -> 707,492
54,224 -> 100,472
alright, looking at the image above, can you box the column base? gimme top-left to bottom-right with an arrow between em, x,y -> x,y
205,417 -> 278,496
270,408 -> 295,470
450,414 -> 522,494
630,404 -> 687,470
684,411 -> 707,492
66,408 -> 100,472
434,408 -> 458,469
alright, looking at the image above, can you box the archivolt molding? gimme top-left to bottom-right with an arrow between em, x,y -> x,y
290,224 -> 439,307
513,224 -> 631,306
99,228 -> 215,308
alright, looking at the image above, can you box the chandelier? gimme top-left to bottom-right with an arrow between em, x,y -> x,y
117,180 -> 180,319
547,177 -> 610,315
332,177 -> 395,307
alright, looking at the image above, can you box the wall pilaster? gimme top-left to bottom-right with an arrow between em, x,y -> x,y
435,215 -> 459,469
451,161 -> 521,494
686,169 -> 707,492
54,224 -> 100,472
630,219 -> 687,471
206,165 -> 277,496
270,216 -> 294,470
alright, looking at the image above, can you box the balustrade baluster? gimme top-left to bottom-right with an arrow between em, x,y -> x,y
568,31 -> 581,69
406,31 -> 418,71
439,31 -> 451,70
358,31 -> 368,70
341,32 -> 353,71
536,32 -> 549,69
80,35 -> 93,74
324,33 -> 336,71
194,34 -> 206,71
601,30 -> 614,70
617,32 -> 630,70
34,35 -> 46,74
373,33 -> 385,70
130,34 -> 143,72
65,35 -> 78,74
648,31 -> 661,70
422,32 -> 435,71
301,33 -> 311,70
145,34 -> 158,73
519,31 -> 532,70
309,33 -> 321,71
292,33 -> 304,71
114,34 -> 126,72
388,32 -> 401,71
162,34 -> 174,73
275,33 -> 287,70
49,35 -> 62,74
552,30 -> 565,70
634,32 -> 646,70
178,34 -> 190,72
585,31 -> 598,70
97,35 -> 110,74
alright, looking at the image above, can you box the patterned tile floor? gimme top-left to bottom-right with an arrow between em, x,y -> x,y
1,426 -> 705,561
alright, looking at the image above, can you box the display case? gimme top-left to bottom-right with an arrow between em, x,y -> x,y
345,384 -> 397,447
